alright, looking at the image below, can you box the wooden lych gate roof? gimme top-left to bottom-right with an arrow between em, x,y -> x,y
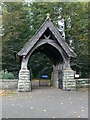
17,16 -> 76,64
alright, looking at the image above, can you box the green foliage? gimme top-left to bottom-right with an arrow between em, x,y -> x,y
2,2 -> 30,76
28,52 -> 53,79
2,2 -> 89,78
2,69 -> 15,79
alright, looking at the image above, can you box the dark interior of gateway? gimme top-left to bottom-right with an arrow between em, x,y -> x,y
30,43 -> 63,66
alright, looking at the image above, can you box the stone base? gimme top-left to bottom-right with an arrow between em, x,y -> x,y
18,80 -> 31,92
18,70 -> 31,92
63,68 -> 76,91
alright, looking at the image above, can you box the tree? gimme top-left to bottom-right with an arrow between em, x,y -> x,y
2,2 -> 89,78
2,2 -> 31,77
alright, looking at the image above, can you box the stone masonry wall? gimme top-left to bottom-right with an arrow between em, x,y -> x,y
0,79 -> 18,89
63,68 -> 76,91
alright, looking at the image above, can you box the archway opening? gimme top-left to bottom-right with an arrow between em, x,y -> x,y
28,52 -> 53,79
27,43 -> 63,88
28,43 -> 63,65
28,52 -> 53,88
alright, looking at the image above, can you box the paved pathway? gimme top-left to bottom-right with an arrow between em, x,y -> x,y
2,87 -> 88,118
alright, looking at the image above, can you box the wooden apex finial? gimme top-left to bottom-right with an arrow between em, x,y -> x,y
46,13 -> 50,19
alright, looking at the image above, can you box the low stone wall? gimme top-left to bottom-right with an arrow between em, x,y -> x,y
0,78 -> 89,90
0,79 -> 18,89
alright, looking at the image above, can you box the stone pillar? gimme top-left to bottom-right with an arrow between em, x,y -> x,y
63,68 -> 76,91
52,70 -> 59,88
18,56 -> 31,92
18,70 -> 31,92
51,65 -> 59,88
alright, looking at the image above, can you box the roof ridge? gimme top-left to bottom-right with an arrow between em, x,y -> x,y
48,20 -> 76,57
17,17 -> 76,58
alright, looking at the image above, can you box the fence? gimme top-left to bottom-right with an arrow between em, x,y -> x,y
76,78 -> 90,88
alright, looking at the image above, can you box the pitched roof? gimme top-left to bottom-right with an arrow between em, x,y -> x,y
17,18 -> 76,58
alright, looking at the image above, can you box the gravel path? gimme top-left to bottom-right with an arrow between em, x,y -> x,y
2,87 -> 88,118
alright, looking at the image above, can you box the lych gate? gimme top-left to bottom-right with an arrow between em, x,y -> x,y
17,15 -> 76,92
